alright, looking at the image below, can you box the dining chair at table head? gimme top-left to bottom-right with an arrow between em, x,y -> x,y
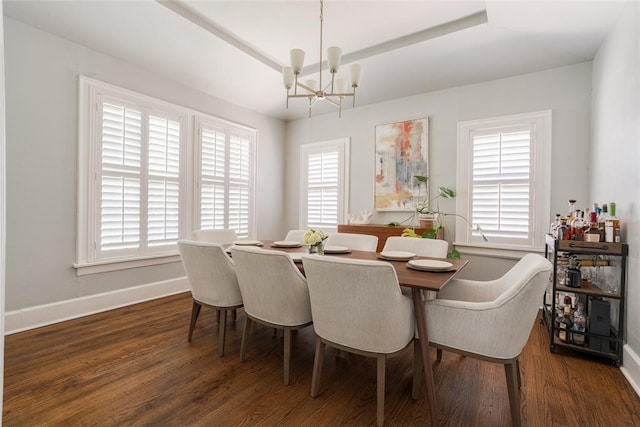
230,246 -> 312,385
325,232 -> 378,252
284,229 -> 307,242
382,236 -> 448,258
177,240 -> 243,357
302,255 -> 417,427
423,253 -> 552,427
192,228 -> 238,245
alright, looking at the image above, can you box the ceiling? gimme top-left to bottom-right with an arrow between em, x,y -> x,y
3,0 -> 632,121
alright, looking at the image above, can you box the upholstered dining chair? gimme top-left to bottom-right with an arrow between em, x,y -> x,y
382,236 -> 448,258
302,255 -> 418,427
284,229 -> 307,242
423,253 -> 552,427
325,232 -> 378,252
177,240 -> 243,357
192,228 -> 238,244
231,246 -> 313,385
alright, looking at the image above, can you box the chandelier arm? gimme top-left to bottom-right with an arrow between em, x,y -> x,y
318,0 -> 323,94
324,97 -> 340,108
322,80 -> 332,93
296,81 -> 316,93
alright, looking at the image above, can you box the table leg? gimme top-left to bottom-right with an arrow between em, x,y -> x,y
412,288 -> 439,426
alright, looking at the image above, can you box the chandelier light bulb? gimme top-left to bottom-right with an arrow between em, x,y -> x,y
327,46 -> 342,73
282,67 -> 294,89
290,49 -> 305,74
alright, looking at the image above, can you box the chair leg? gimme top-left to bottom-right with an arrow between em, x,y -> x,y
188,301 -> 202,342
311,337 -> 325,397
504,361 -> 521,427
376,354 -> 386,427
216,309 -> 220,323
436,348 -> 443,362
232,309 -> 237,321
283,328 -> 291,385
240,317 -> 251,362
412,341 -> 422,399
516,358 -> 522,389
218,309 -> 227,357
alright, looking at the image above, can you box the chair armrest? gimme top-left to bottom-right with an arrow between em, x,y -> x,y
437,278 -> 502,302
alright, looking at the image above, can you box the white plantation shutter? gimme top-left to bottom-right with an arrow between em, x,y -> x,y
96,98 -> 184,258
456,111 -> 551,252
307,151 -> 339,228
197,120 -> 255,238
100,103 -> 142,251
300,139 -> 349,232
471,129 -> 530,238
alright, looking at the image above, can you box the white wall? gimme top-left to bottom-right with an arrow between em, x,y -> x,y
3,18 -> 285,312
285,62 -> 592,279
591,1 -> 640,389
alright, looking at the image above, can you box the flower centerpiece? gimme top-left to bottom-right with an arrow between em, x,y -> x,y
304,229 -> 328,255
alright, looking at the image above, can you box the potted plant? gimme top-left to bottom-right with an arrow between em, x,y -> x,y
394,175 -> 486,259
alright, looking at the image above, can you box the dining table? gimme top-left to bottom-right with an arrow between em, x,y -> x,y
228,239 -> 469,426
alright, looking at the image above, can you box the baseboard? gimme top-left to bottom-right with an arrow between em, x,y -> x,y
621,344 -> 640,398
4,277 -> 189,335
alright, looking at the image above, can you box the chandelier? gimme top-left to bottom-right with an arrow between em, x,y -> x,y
282,0 -> 362,118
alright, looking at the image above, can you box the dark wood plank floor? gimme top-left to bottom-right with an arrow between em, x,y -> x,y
3,292 -> 640,426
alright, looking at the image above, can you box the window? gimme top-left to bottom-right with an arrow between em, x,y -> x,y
299,139 -> 350,232
456,111 -> 551,254
77,77 -> 255,274
195,118 -> 255,238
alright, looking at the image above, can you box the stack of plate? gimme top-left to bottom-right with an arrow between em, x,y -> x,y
323,245 -> 351,254
407,259 -> 454,272
232,240 -> 263,246
271,240 -> 302,248
378,250 -> 416,261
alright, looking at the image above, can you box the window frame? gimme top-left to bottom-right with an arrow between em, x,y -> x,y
455,111 -> 552,256
76,77 -> 256,275
299,138 -> 350,232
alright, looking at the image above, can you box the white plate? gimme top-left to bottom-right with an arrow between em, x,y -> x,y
407,259 -> 454,271
232,240 -> 263,246
272,240 -> 302,248
288,253 -> 303,263
323,245 -> 351,254
379,250 -> 416,261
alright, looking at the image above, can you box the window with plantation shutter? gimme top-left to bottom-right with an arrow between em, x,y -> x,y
78,77 -> 256,274
300,139 -> 350,232
196,119 -> 255,238
456,111 -> 551,253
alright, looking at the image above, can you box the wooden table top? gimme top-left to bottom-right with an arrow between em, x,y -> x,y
230,240 -> 468,292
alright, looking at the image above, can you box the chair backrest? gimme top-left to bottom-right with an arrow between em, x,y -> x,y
302,255 -> 414,354
231,246 -> 312,327
427,253 -> 552,359
284,229 -> 307,242
382,236 -> 448,258
192,229 -> 238,245
177,240 -> 242,307
325,232 -> 378,252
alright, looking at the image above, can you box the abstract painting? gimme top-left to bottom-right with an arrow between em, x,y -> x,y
374,117 -> 429,211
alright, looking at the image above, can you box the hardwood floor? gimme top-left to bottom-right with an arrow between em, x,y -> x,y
4,292 -> 640,426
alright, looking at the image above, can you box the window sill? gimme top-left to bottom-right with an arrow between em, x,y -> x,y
453,242 -> 544,260
74,253 -> 181,276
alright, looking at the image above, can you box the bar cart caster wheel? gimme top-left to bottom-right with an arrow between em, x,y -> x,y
613,359 -> 621,367
550,345 -> 556,353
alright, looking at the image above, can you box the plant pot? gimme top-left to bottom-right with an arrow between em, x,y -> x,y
418,213 -> 438,230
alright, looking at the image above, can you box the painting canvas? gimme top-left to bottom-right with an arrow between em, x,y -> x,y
374,117 -> 429,211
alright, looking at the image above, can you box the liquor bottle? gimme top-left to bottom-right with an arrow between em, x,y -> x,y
598,203 -> 608,242
606,202 -> 621,243
550,213 -> 561,238
586,210 -> 600,242
558,305 -> 573,343
572,210 -> 584,241
572,302 -> 587,346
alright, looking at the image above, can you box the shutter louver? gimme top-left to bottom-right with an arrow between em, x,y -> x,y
472,130 -> 530,239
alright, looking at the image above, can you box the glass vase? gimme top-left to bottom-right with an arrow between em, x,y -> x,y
309,241 -> 325,255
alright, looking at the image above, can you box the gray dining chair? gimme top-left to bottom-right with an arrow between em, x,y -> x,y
231,245 -> 313,385
192,228 -> 238,244
423,253 -> 552,427
177,240 -> 243,357
325,232 -> 378,251
284,229 -> 307,242
302,255 -> 418,427
382,236 -> 448,258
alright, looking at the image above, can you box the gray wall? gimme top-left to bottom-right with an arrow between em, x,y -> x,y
591,2 -> 640,359
3,18 -> 285,311
285,62 -> 592,280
